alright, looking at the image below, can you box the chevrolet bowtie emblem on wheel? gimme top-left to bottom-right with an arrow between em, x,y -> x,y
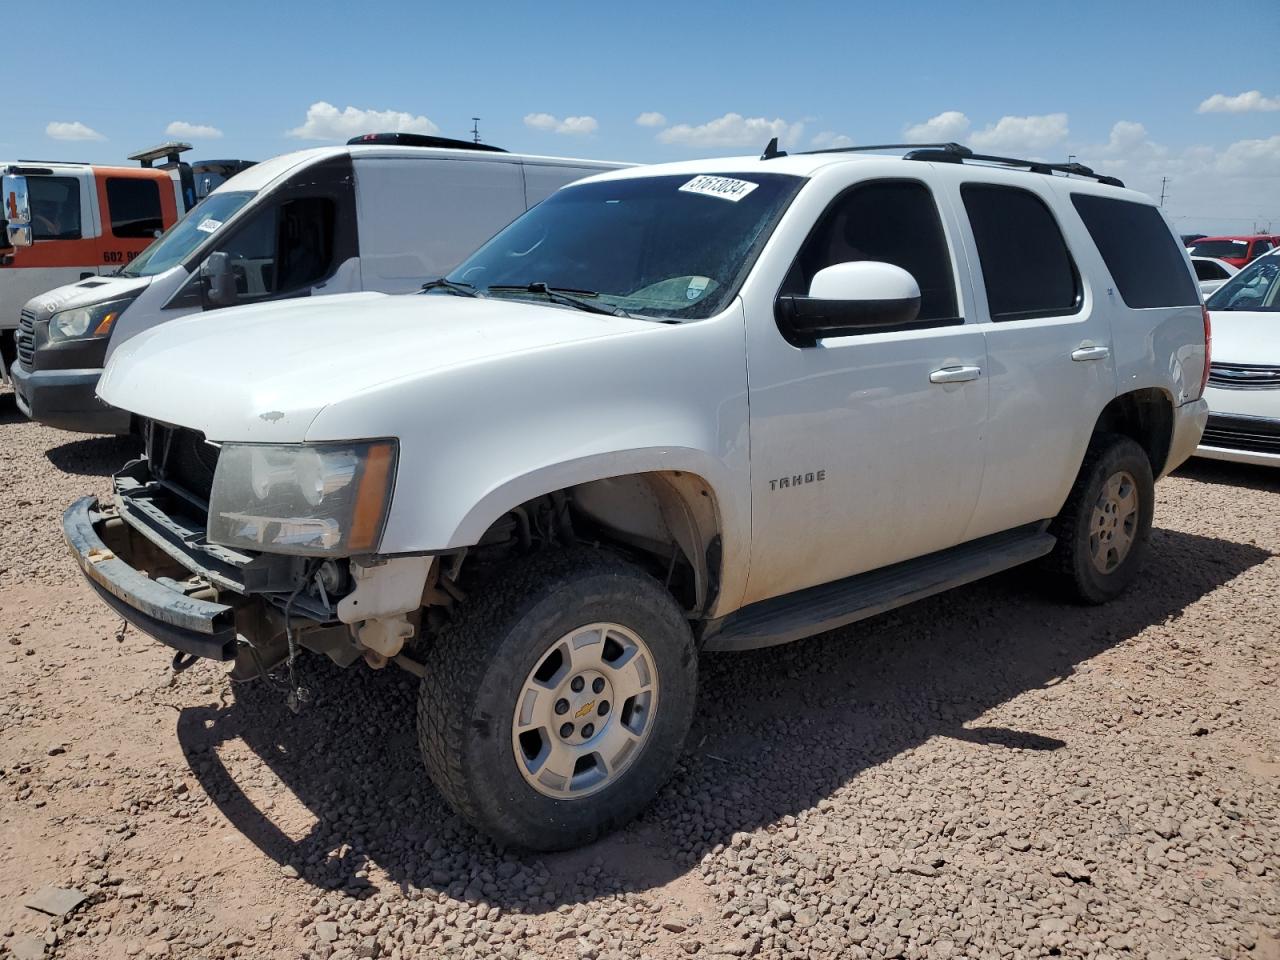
574,700 -> 596,719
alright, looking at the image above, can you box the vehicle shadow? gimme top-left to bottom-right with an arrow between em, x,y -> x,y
175,525 -> 1271,912
0,388 -> 24,425
44,435 -> 140,476
1174,457 -> 1280,494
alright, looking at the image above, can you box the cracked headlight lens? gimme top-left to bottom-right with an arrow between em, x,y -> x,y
207,440 -> 397,556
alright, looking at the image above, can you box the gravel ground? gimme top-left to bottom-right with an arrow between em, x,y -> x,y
0,383 -> 1277,960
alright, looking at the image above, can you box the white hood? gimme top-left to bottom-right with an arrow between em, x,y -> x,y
1207,309 -> 1280,366
97,292 -> 654,441
25,274 -> 152,318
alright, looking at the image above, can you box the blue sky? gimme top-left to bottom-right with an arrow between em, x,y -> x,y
9,0 -> 1279,233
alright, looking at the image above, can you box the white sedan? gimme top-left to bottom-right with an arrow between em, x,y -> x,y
1190,256 -> 1238,298
1197,249 -> 1280,466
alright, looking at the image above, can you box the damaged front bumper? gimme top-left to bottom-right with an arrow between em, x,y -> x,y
63,454 -> 435,677
63,496 -> 239,661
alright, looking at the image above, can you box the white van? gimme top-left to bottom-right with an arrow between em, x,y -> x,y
11,134 -> 626,433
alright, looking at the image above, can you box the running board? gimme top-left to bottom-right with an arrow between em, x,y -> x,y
701,524 -> 1055,652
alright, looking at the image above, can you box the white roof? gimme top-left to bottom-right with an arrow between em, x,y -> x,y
214,145 -> 631,195
576,149 -> 1156,206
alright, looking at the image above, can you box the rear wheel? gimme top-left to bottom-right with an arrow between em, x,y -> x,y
416,548 -> 697,850
1047,433 -> 1154,604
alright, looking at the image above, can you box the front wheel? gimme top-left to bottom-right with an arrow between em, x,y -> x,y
1046,433 -> 1155,604
416,548 -> 697,850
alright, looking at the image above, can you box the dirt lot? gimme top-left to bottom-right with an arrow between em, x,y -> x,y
0,386 -> 1277,960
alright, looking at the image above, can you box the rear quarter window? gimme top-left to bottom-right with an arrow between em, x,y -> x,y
1071,194 -> 1199,308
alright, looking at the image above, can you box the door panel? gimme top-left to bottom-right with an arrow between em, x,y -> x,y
951,178 -> 1117,540
742,176 -> 989,605
743,327 -> 989,604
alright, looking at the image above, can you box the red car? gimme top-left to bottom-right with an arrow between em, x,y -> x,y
1186,234 -> 1279,269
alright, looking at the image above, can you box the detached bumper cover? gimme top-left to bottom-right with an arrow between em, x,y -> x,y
62,496 -> 237,660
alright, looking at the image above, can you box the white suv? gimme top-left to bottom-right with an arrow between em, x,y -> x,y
63,141 -> 1208,850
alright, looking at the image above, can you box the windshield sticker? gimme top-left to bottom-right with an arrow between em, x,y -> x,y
686,276 -> 710,300
679,175 -> 759,203
195,218 -> 222,234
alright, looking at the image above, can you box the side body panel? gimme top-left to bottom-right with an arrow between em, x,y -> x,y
354,157 -> 526,293
938,166 -> 1119,540
738,161 -> 990,605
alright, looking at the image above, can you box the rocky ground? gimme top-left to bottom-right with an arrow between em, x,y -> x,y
0,385 -> 1277,960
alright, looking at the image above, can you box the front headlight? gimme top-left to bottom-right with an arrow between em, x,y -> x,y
48,296 -> 137,342
207,440 -> 398,556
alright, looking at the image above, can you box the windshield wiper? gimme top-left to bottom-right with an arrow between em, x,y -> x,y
421,277 -> 479,297
486,282 -> 629,317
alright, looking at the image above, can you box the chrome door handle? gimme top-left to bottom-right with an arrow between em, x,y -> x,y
929,365 -> 982,384
1071,345 -> 1111,362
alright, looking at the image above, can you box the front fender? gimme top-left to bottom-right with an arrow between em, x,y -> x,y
302,303 -> 753,609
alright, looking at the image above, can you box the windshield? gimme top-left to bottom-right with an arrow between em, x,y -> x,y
1206,252 -> 1280,312
1188,239 -> 1248,259
446,172 -> 804,320
120,190 -> 255,277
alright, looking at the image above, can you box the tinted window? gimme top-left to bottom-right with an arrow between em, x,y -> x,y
1256,240 -> 1273,256
1072,194 -> 1200,308
1188,239 -> 1248,259
29,176 -> 81,240
106,178 -> 163,238
962,184 -> 1079,321
781,179 -> 959,322
210,196 -> 335,301
1193,260 -> 1227,281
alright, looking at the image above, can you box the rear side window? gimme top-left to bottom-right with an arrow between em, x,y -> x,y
1071,194 -> 1199,308
962,184 -> 1080,321
29,176 -> 82,240
1193,260 -> 1227,281
106,178 -> 163,239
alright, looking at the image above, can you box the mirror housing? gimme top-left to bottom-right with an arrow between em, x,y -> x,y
775,261 -> 922,346
3,174 -> 32,248
200,251 -> 237,307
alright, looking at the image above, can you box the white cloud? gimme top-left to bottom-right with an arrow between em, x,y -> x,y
904,110 -> 971,142
287,101 -> 438,140
523,113 -> 598,135
970,113 -> 1069,154
810,131 -> 854,150
1197,90 -> 1280,114
635,112 -> 667,128
523,113 -> 558,131
656,113 -> 804,149
1214,134 -> 1280,177
1079,124 -> 1280,234
165,120 -> 223,140
46,121 -> 105,142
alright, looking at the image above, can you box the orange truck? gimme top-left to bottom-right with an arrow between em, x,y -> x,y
1,143 -> 250,375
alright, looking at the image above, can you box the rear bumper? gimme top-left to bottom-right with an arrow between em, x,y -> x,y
11,363 -> 131,435
1162,398 -> 1209,478
62,496 -> 238,661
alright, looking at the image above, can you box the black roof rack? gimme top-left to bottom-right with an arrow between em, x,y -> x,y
765,140 -> 1124,187
347,132 -> 506,153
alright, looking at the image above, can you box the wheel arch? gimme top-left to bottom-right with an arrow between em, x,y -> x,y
1091,387 -> 1176,478
448,451 -> 744,618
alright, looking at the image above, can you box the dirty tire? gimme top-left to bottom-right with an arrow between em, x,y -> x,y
416,547 -> 697,850
1046,433 -> 1154,604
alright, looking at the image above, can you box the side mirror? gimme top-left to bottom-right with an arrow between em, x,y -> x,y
6,224 -> 33,248
775,261 -> 922,346
2,175 -> 31,248
200,251 -> 237,307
